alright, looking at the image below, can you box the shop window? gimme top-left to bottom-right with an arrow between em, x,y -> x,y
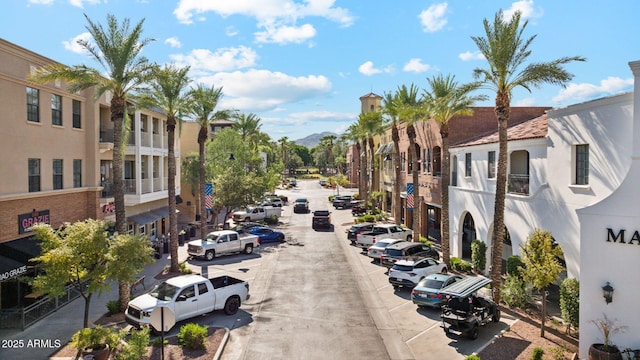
465,153 -> 472,177
53,159 -> 63,190
127,223 -> 134,235
27,87 -> 39,122
150,222 -> 156,237
139,224 -> 146,236
73,159 -> 82,188
52,94 -> 62,126
72,100 -> 81,128
488,151 -> 496,179
28,158 -> 40,192
575,144 -> 589,185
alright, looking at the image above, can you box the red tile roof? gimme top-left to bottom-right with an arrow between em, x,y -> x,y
452,113 -> 548,148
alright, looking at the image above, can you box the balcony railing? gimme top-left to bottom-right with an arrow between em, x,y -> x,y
123,179 -> 137,194
101,181 -> 114,198
508,174 -> 530,195
153,177 -> 162,191
99,128 -> 114,143
153,133 -> 162,148
140,131 -> 151,147
141,178 -> 152,194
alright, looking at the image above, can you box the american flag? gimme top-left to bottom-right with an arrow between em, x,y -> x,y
205,183 -> 213,210
406,183 -> 414,210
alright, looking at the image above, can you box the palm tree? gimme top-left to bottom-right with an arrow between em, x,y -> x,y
234,113 -> 263,150
359,111 -> 385,210
423,74 -> 487,266
29,14 -> 154,310
187,84 -> 230,239
136,64 -> 191,274
278,137 -> 289,182
320,134 -> 337,176
394,84 -> 426,239
342,122 -> 366,197
471,10 -> 584,303
381,91 -> 403,225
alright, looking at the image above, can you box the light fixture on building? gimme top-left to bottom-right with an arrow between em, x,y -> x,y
384,155 -> 391,161
602,282 -> 614,304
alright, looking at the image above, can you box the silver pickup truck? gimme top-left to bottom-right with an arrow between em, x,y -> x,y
187,230 -> 260,261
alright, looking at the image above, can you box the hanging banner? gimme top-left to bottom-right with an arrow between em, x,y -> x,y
205,183 -> 213,210
406,183 -> 414,210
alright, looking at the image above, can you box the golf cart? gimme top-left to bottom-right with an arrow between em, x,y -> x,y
440,276 -> 500,340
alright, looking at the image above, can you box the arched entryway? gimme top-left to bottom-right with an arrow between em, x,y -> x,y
462,212 -> 476,260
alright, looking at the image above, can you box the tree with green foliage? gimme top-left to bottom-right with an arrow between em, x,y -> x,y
471,10 -> 584,304
520,228 -> 564,337
31,219 -> 154,328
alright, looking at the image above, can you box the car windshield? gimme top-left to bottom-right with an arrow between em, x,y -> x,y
391,264 -> 414,272
205,233 -> 220,242
375,241 -> 392,248
420,279 -> 444,289
295,199 -> 307,203
149,282 -> 178,301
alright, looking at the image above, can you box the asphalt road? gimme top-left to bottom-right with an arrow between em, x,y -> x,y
179,179 -> 516,359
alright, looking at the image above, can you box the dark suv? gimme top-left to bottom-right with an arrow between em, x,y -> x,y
346,222 -> 375,245
293,198 -> 309,213
312,210 -> 331,230
332,195 -> 353,209
380,241 -> 439,268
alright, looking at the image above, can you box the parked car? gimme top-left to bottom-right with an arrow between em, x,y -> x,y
346,222 -> 375,245
187,230 -> 260,261
289,178 -> 297,187
367,238 -> 403,260
233,205 -> 282,222
350,200 -> 367,216
293,198 -> 309,213
319,179 -> 327,186
312,210 -> 331,230
356,224 -> 413,249
388,257 -> 448,289
411,273 -> 464,308
231,222 -> 264,234
249,227 -> 285,243
380,241 -> 439,268
262,197 -> 284,207
332,195 -> 353,209
440,276 -> 500,340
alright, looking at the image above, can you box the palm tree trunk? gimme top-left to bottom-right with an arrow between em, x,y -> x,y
368,137 -> 375,208
355,142 -> 362,196
392,124 -> 401,225
491,94 -> 510,305
198,127 -> 208,239
360,142 -> 368,207
407,124 -> 420,240
167,116 -> 179,273
441,125 -> 451,266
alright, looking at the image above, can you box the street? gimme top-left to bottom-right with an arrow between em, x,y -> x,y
179,179 -> 516,359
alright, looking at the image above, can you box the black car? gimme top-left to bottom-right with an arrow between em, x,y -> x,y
312,210 -> 331,230
380,241 -> 440,268
346,222 -> 375,245
293,198 -> 309,213
332,195 -> 353,209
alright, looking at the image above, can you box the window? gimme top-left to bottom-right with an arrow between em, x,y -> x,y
53,159 -> 63,190
28,158 -> 41,192
73,159 -> 82,187
51,94 -> 62,126
488,151 -> 496,179
575,144 -> 589,185
426,148 -> 432,173
150,222 -> 156,237
139,224 -> 146,236
127,223 -> 134,235
72,100 -> 81,128
27,87 -> 39,122
465,153 -> 472,177
198,283 -> 209,295
401,152 -> 406,172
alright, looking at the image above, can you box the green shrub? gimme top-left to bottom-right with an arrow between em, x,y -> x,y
152,337 -> 168,347
471,240 -> 487,272
178,323 -> 208,350
361,214 -> 376,223
531,347 -> 544,360
559,278 -> 579,332
116,327 -> 149,360
465,355 -> 481,360
450,257 -> 461,269
449,257 -> 472,273
328,195 -> 336,202
418,236 -> 433,247
502,273 -> 529,308
264,215 -> 279,225
179,261 -> 192,274
506,255 -> 524,277
106,300 -> 120,316
549,346 -> 566,360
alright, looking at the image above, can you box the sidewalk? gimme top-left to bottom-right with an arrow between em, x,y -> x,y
0,237 -> 191,360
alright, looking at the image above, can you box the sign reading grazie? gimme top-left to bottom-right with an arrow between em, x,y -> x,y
18,209 -> 50,234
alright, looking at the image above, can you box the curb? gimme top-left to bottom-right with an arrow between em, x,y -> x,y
213,327 -> 230,360
472,318 -> 519,356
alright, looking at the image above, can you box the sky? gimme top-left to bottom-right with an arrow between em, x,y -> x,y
2,0 -> 640,141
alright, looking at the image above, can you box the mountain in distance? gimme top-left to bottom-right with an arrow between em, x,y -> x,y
293,131 -> 339,148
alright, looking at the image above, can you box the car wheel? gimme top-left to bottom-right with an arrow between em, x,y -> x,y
278,234 -> 285,242
244,244 -> 254,254
224,296 -> 241,315
492,308 -> 501,323
466,324 -> 479,340
441,267 -> 448,274
406,235 -> 413,242
205,250 -> 215,261
245,217 -> 251,222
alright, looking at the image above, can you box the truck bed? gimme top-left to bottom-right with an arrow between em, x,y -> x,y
210,275 -> 245,289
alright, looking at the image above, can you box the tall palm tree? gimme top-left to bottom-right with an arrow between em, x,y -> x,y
395,84 -> 426,239
342,122 -> 366,196
360,111 -> 385,209
136,64 -> 191,274
381,91 -> 403,225
471,10 -> 584,303
320,134 -> 337,175
187,84 -> 229,239
234,113 -> 262,149
423,74 -> 487,266
29,14 -> 154,311
278,137 -> 289,182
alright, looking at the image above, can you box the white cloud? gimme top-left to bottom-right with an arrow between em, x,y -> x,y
503,0 -> 543,20
262,110 -> 355,126
513,97 -> 536,106
62,32 -> 93,54
403,58 -> 430,73
194,69 -> 332,112
458,51 -> 485,61
164,37 -> 182,48
169,46 -> 258,72
28,0 -> 54,4
418,2 -> 448,33
69,0 -> 101,8
225,26 -> 239,37
552,77 -> 633,103
255,23 -> 317,44
173,0 -> 354,44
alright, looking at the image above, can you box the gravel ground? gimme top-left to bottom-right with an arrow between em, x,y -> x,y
478,307 -> 579,360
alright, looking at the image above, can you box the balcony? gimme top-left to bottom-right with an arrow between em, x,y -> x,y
140,131 -> 151,147
101,181 -> 114,198
99,128 -> 114,143
508,174 -> 529,195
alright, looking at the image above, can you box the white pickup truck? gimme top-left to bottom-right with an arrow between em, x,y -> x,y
125,274 -> 249,331
232,206 -> 282,222
356,224 -> 413,249
187,230 -> 260,261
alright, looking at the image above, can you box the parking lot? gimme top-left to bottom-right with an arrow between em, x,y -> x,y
179,180 -> 516,359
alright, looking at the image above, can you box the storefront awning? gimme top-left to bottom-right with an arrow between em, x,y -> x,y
0,237 -> 40,281
375,142 -> 394,155
128,206 -> 178,225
